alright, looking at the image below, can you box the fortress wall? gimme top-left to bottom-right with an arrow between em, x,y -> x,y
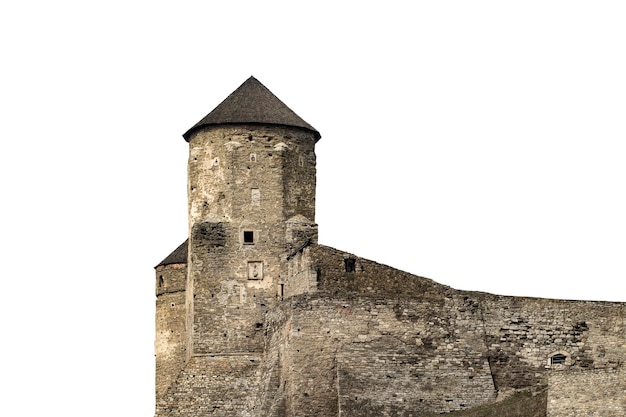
278,298 -> 340,416
478,294 -> 625,391
155,355 -> 262,417
155,264 -> 187,399
284,245 -> 625,401
336,294 -> 497,415
285,246 -> 317,298
253,308 -> 291,417
547,368 -> 625,417
310,245 -> 450,299
154,244 -> 625,417
266,295 -> 497,416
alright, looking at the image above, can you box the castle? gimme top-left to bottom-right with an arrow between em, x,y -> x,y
154,77 -> 624,416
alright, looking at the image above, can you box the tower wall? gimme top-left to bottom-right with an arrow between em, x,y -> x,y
155,263 -> 188,399
186,124 -> 317,354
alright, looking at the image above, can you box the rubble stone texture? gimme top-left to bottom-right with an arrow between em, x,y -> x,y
154,77 -> 625,417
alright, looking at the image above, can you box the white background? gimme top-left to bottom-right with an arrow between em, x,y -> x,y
1,1 -> 624,416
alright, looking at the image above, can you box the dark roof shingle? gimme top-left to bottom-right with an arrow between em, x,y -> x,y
155,239 -> 188,268
183,76 -> 320,141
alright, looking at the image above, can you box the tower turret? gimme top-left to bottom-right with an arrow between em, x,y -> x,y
183,77 -> 320,355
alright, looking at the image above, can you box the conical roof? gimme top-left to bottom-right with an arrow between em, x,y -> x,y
183,76 -> 320,141
155,239 -> 188,268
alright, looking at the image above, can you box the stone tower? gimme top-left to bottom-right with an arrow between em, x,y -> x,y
182,76 -> 320,355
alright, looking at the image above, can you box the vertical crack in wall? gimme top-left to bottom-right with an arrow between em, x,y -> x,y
476,294 -> 499,393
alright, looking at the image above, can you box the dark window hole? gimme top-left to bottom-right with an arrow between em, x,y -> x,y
344,258 -> 356,272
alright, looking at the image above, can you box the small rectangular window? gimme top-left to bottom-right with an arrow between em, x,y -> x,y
243,231 -> 254,244
344,258 -> 356,273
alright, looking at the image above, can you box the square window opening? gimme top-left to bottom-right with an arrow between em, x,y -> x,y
243,231 -> 254,244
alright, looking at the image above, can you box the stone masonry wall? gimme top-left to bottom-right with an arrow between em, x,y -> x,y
252,308 -> 290,417
155,243 -> 625,417
309,245 -> 450,299
186,125 -> 317,355
275,246 -> 625,415
302,247 -> 625,386
479,294 -> 625,392
155,355 -> 262,417
285,245 -> 317,298
188,221 -> 272,354
263,295 -> 497,416
155,263 -> 188,399
281,128 -> 316,223
547,368 -> 625,416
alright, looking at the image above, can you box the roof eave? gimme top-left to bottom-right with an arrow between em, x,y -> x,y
182,122 -> 321,142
